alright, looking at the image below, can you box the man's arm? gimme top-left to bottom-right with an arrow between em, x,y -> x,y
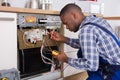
66,37 -> 80,48
68,26 -> 99,71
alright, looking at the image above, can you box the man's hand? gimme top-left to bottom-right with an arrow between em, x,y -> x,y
50,31 -> 67,43
54,51 -> 68,63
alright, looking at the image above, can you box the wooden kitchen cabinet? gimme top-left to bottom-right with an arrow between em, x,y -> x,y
103,16 -> 120,20
0,6 -> 103,16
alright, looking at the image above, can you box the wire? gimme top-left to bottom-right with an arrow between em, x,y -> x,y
40,37 -> 54,65
40,31 -> 78,71
44,36 -> 53,52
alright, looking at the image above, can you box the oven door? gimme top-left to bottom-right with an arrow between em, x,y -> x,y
18,47 -> 52,78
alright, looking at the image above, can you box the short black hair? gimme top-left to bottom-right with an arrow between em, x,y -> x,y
60,3 -> 82,16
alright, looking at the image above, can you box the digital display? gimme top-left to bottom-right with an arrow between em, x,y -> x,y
25,16 -> 36,23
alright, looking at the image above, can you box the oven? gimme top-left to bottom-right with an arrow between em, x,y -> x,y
18,47 -> 59,78
17,13 -> 62,78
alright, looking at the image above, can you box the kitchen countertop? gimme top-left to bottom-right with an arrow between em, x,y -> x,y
0,6 -> 60,15
0,6 -> 103,17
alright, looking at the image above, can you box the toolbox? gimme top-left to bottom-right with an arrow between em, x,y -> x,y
0,68 -> 20,80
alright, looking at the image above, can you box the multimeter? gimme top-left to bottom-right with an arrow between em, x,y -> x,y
1,78 -> 8,80
52,50 -> 59,56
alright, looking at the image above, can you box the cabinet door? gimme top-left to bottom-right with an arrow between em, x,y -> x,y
0,12 -> 17,70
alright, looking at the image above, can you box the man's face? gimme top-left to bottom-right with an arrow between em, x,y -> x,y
61,13 -> 79,32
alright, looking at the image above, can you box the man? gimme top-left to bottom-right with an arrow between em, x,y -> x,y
50,3 -> 120,80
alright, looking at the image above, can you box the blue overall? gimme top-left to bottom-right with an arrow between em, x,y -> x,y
77,22 -> 120,80
77,49 -> 120,80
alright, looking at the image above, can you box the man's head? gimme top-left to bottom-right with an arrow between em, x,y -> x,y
60,3 -> 85,32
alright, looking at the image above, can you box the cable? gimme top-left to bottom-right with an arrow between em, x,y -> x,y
44,36 -> 53,52
40,36 -> 54,65
40,31 -> 79,71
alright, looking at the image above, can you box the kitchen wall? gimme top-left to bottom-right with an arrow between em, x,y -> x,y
98,0 -> 120,16
97,0 -> 120,30
6,0 -> 27,8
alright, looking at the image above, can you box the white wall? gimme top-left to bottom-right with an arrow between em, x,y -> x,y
52,0 -> 74,11
7,0 -> 27,8
98,0 -> 120,16
97,0 -> 120,30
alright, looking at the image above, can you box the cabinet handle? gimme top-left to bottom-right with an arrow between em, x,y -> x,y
0,17 -> 14,21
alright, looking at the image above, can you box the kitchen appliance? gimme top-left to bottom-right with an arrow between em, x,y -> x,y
17,13 -> 62,78
0,68 -> 20,80
25,0 -> 38,9
18,47 -> 59,78
1,0 -> 10,6
38,0 -> 52,10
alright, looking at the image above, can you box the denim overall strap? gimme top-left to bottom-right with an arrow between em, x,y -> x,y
81,22 -> 120,47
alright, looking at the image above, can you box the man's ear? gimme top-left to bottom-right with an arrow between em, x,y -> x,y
71,11 -> 77,19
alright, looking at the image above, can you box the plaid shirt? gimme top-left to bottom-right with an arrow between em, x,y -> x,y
66,15 -> 120,71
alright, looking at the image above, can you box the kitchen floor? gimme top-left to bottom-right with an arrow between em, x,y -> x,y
58,71 -> 88,80
64,71 -> 88,80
